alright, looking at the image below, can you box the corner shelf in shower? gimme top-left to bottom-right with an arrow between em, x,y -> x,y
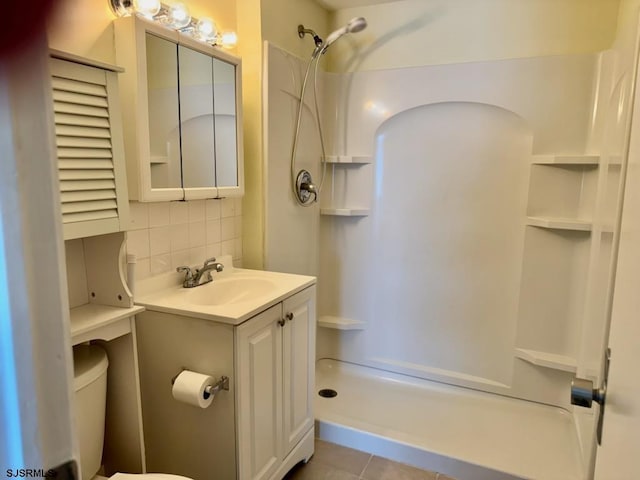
526,216 -> 592,232
324,155 -> 372,164
318,315 -> 366,330
531,154 -> 600,165
515,348 -> 577,373
321,208 -> 370,217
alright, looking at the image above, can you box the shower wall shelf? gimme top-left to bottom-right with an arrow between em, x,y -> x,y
324,155 -> 372,164
526,216 -> 593,231
320,154 -> 372,217
320,208 -> 370,217
318,315 -> 366,330
531,154 -> 600,165
514,348 -> 577,373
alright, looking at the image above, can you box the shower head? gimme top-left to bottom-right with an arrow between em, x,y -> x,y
321,17 -> 367,54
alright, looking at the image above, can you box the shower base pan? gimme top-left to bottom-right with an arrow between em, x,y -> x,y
315,359 -> 584,480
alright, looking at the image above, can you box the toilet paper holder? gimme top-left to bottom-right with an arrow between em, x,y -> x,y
171,369 -> 229,399
204,375 -> 229,399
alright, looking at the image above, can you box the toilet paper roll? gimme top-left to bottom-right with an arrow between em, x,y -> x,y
171,370 -> 214,408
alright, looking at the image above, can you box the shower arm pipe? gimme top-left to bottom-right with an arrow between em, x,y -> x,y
298,24 -> 323,50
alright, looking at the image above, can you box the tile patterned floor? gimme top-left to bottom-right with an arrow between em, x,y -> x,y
284,439 -> 457,480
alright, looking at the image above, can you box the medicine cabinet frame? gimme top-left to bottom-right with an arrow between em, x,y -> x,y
114,15 -> 244,202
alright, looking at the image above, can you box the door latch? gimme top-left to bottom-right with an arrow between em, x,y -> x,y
570,348 -> 610,445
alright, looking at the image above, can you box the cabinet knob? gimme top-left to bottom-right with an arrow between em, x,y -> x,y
278,318 -> 286,327
286,312 -> 294,321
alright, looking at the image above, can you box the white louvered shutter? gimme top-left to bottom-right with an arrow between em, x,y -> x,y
50,56 -> 129,240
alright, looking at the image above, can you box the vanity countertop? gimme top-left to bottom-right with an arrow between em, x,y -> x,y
135,258 -> 316,326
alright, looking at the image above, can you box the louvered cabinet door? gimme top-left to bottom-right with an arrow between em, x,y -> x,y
50,58 -> 129,240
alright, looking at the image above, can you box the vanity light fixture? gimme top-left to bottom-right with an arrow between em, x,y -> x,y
108,0 -> 237,48
219,31 -> 238,49
194,18 -> 218,43
167,2 -> 191,29
109,0 -> 133,16
134,0 -> 161,18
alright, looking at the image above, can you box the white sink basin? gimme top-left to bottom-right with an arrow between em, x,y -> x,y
184,276 -> 279,306
134,257 -> 316,325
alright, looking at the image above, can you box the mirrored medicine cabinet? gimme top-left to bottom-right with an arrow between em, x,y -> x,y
114,16 -> 244,202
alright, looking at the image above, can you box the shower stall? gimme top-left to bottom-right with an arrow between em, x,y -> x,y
263,3 -> 639,479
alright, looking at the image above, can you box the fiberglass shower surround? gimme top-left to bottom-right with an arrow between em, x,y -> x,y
265,2 -> 634,478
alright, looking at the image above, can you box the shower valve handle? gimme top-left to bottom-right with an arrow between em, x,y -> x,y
295,170 -> 318,205
300,182 -> 317,202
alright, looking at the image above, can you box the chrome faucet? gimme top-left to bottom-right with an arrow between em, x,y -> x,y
177,257 -> 224,288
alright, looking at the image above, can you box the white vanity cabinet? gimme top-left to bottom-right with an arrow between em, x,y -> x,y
236,287 -> 316,480
50,51 -> 130,241
114,15 -> 244,202
134,277 -> 316,480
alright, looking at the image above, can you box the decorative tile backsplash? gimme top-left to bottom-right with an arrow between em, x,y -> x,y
126,198 -> 243,280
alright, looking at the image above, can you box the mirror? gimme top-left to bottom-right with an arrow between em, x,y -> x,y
115,16 -> 243,202
179,45 -> 216,188
146,33 -> 181,189
143,31 -> 240,194
213,57 -> 238,188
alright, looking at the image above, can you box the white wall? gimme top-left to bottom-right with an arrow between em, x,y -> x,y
370,103 -> 531,387
262,0 -> 331,59
328,0 -> 619,72
264,43 -> 323,276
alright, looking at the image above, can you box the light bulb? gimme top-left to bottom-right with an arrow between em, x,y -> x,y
133,0 -> 161,18
195,18 -> 218,42
168,2 -> 191,29
109,0 -> 134,17
219,31 -> 238,48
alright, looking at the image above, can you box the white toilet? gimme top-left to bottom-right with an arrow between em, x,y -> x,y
73,344 -> 192,480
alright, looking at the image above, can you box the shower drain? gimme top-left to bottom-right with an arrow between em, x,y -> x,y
318,388 -> 338,398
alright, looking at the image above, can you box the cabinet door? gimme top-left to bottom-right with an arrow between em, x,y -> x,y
178,44 -> 217,197
236,304 -> 283,480
212,56 -> 239,193
144,32 -> 183,198
282,286 -> 316,455
50,57 -> 130,240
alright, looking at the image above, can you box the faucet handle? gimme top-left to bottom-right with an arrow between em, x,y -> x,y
176,266 -> 194,279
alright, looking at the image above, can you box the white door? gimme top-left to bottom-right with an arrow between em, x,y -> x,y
0,37 -> 77,474
593,42 -> 640,478
235,303 -> 283,480
282,286 -> 316,455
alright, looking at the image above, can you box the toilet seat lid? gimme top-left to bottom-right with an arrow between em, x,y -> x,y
111,474 -> 192,480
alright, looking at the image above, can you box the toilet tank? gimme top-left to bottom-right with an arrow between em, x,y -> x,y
73,344 -> 109,480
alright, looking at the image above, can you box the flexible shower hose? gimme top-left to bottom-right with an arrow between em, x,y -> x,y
290,49 -> 328,207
